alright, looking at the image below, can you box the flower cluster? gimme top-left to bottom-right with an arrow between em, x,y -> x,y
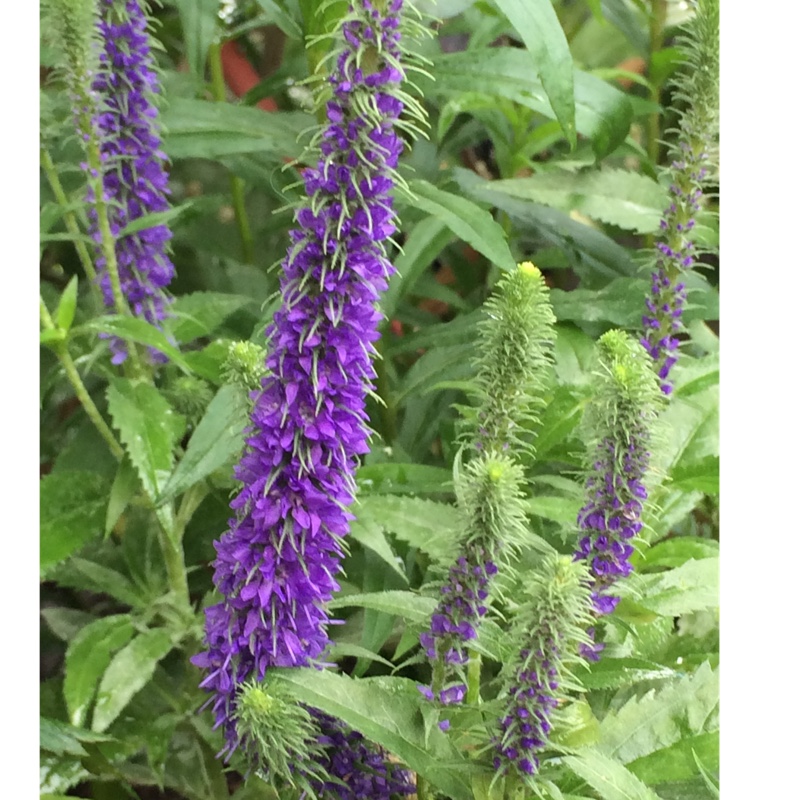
311,711 -> 416,799
641,0 -> 719,394
89,0 -> 176,364
494,555 -> 593,781
192,0 -> 410,763
420,264 -> 555,706
573,331 -> 661,658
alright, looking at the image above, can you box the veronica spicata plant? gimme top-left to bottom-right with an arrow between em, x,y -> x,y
494,555 -> 594,783
573,330 -> 661,658
420,263 -> 555,706
192,0 -> 424,768
641,0 -> 719,394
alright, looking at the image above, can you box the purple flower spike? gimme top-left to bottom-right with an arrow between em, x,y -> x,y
88,0 -> 175,364
193,0 -> 408,762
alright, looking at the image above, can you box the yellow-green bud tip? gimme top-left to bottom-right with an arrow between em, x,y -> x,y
239,686 -> 276,716
518,261 -> 541,279
487,464 -> 505,482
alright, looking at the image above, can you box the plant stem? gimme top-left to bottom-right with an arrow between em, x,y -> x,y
209,40 -> 256,265
156,523 -> 191,612
40,146 -> 102,303
40,297 -> 124,462
647,0 -> 669,166
374,334 -> 397,444
466,649 -> 481,704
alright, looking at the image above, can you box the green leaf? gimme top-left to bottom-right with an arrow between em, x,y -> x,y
105,457 -> 141,537
40,753 -> 90,796
580,657 -> 679,690
491,0 -> 576,146
41,717 -> 113,757
328,642 -> 395,670
92,628 -> 174,732
50,557 -> 144,607
357,463 -> 454,495
405,180 -> 516,272
64,615 -> 135,727
598,662 -> 719,764
270,670 -> 472,799
354,495 -> 460,563
40,471 -> 108,574
106,379 -> 186,525
161,98 -> 310,161
173,0 -> 219,83
252,0 -> 303,38
329,590 -> 437,624
424,51 -> 632,157
669,456 -> 719,494
170,292 -> 256,343
349,517 -> 407,582
157,383 -> 249,504
383,217 -> 453,319
77,316 -> 194,373
396,343 -> 474,403
628,731 -> 718,786
118,203 -> 196,238
55,275 -> 78,331
564,750 -> 662,800
481,169 -> 668,234
41,607 -> 94,642
623,558 -> 719,617
525,494 -> 581,526
637,538 -> 719,571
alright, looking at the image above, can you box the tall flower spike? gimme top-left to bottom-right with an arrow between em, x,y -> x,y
420,263 -> 556,706
494,555 -> 594,781
192,0 -> 418,764
573,331 -> 661,658
88,0 -> 176,364
641,0 -> 719,394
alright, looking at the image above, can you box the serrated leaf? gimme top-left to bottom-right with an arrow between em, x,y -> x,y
628,731 -> 718,786
329,590 -> 437,624
482,169 -> 668,233
40,608 -> 94,642
328,642 -> 395,670
492,0 -> 575,146
173,0 -> 219,83
525,495 -> 582,526
565,750 -> 662,800
580,657 -> 679,690
40,753 -> 90,795
354,495 -> 460,563
598,661 -> 719,764
40,717 -> 113,756
118,203 -> 195,238
623,558 -> 719,617
64,615 -> 135,727
157,383 -> 249,504
40,471 -> 108,574
162,98 -> 310,160
396,343 -> 474,403
405,180 -> 516,272
270,670 -> 472,799
638,538 -> 719,571
106,378 -> 185,518
669,456 -> 719,494
92,628 -> 174,732
170,292 -> 256,343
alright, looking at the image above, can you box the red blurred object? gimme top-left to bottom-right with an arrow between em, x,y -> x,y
220,40 -> 278,111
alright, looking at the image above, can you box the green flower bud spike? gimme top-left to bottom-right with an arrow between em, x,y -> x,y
494,555 -> 594,782
233,681 -> 328,792
574,330 -> 662,657
222,340 -> 268,394
420,262 -> 556,711
467,261 -> 556,454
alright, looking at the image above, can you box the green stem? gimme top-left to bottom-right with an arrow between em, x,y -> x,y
156,523 -> 191,613
40,297 -> 124,462
40,146 -> 102,301
209,40 -> 256,265
647,0 -> 669,166
374,334 -> 397,444
466,649 -> 481,704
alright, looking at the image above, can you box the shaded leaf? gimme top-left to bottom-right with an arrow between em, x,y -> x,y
173,0 -> 219,82
329,590 -> 437,624
171,292 -> 256,343
565,750 -> 661,800
158,384 -> 249,504
357,463 -> 454,495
